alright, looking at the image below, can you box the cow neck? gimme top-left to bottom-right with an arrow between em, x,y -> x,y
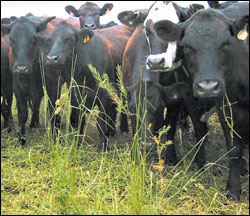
1,35 -> 10,53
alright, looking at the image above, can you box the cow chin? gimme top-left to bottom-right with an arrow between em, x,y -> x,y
192,74 -> 226,98
13,64 -> 32,74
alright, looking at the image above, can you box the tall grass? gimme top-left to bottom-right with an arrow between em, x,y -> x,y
1,61 -> 249,214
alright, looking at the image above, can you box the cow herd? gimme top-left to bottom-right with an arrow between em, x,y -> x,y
1,1 -> 249,202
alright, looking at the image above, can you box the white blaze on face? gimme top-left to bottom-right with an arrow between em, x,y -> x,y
144,1 -> 179,26
145,2 -> 179,69
146,41 -> 177,70
145,1 -> 209,70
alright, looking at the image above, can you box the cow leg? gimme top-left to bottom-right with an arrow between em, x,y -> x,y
120,113 -> 129,134
215,98 -> 247,201
97,111 -> 109,151
30,94 -> 43,129
30,72 -> 44,128
16,94 -> 28,145
108,102 -> 117,136
187,111 -> 208,170
70,89 -> 86,148
97,97 -> 114,151
182,94 -> 209,170
70,99 -> 86,133
45,76 -> 63,133
163,105 -> 179,165
1,90 -> 13,132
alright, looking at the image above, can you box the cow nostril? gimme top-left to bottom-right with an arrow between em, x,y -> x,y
196,79 -> 222,97
47,55 -> 60,63
159,58 -> 165,65
147,58 -> 152,67
198,80 -> 219,91
15,65 -> 28,73
53,55 -> 59,61
84,23 -> 96,30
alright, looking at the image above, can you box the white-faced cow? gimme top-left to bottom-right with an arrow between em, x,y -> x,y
153,2 -> 249,201
65,2 -> 117,30
120,1 -> 214,166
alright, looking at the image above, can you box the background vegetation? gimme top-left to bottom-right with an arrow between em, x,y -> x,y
1,65 -> 249,214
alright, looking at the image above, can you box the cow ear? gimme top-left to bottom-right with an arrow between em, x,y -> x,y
10,16 -> 17,22
26,13 -> 34,17
118,11 -> 133,25
65,5 -> 80,17
100,3 -> 113,16
1,18 -> 12,25
231,15 -> 249,40
125,86 -> 132,102
207,1 -> 220,9
1,23 -> 11,35
79,29 -> 94,44
36,16 -> 56,33
125,84 -> 137,103
118,10 -> 147,27
154,20 -> 183,42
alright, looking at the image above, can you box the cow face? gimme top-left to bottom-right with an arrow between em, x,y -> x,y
65,2 -> 113,29
144,2 -> 179,71
126,80 -> 184,149
154,8 -> 249,98
118,9 -> 148,27
1,16 -> 55,74
43,21 -> 95,67
146,1 -> 206,71
43,21 -> 79,66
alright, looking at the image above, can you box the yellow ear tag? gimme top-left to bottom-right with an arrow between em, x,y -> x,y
105,8 -> 110,14
83,36 -> 90,44
237,25 -> 248,40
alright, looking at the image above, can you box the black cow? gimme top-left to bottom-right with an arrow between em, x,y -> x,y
153,2 -> 249,201
120,2 -> 213,166
1,19 -> 13,132
39,21 -> 132,150
207,1 -> 238,9
118,9 -> 148,30
1,15 -> 55,145
65,2 -> 117,30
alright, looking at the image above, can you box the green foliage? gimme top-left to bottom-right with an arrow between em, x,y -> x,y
1,64 -> 249,215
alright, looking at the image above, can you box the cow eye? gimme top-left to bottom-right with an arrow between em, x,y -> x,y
184,46 -> 196,54
46,37 -> 52,46
9,38 -> 15,46
220,42 -> 231,51
31,35 -> 37,44
65,36 -> 74,42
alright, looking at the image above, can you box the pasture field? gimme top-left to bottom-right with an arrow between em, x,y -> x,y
1,80 -> 249,215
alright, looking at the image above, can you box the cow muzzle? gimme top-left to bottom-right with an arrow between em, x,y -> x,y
46,55 -> 61,65
13,64 -> 29,73
194,78 -> 225,98
84,23 -> 96,30
146,55 -> 165,70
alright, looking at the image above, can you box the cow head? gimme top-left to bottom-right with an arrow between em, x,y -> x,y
145,1 -> 205,71
118,9 -> 148,28
1,15 -> 55,74
65,2 -> 113,29
154,8 -> 249,98
42,21 -> 95,67
126,79 -> 187,149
